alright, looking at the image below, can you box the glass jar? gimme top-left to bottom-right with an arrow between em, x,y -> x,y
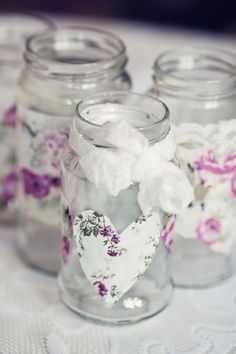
0,13 -> 51,223
149,48 -> 236,287
57,91 -> 183,324
17,28 -> 131,274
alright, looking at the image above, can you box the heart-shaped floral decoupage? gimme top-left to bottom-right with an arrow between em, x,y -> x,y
73,210 -> 162,306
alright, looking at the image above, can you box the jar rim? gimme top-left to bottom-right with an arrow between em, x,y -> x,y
153,47 -> 236,98
25,26 -> 127,78
0,12 -> 52,64
74,91 -> 170,144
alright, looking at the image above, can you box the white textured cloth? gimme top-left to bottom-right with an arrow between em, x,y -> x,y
1,227 -> 236,353
70,119 -> 193,214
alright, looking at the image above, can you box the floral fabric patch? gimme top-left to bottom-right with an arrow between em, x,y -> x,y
21,168 -> 61,199
174,121 -> 236,254
16,109 -> 69,223
73,210 -> 161,306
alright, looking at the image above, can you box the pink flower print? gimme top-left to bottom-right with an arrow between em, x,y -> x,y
44,131 -> 68,151
107,249 -> 118,257
41,130 -> 68,170
162,216 -> 176,252
1,172 -> 17,202
62,235 -> 71,264
100,225 -> 113,237
93,281 -> 108,298
194,150 -> 236,187
100,225 -> 122,257
3,104 -> 17,128
111,234 -> 120,244
21,168 -> 61,199
196,218 -> 221,246
21,168 -> 50,199
231,174 -> 236,198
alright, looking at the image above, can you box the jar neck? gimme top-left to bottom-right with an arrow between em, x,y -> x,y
24,27 -> 128,84
153,48 -> 236,100
73,92 -> 170,147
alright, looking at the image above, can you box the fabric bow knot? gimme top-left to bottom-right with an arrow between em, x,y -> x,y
69,120 -> 193,215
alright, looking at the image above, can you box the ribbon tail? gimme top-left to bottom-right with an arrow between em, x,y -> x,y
138,163 -> 194,215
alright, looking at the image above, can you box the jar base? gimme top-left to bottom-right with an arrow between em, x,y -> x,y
171,237 -> 233,288
58,274 -> 173,325
18,215 -> 61,275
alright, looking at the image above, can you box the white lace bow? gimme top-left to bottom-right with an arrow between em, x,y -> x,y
69,119 -> 193,215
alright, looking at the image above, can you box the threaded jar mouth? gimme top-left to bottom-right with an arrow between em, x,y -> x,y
153,47 -> 236,99
0,12 -> 52,64
25,27 -> 127,80
74,91 -> 170,145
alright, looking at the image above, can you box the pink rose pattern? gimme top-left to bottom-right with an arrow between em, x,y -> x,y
36,130 -> 68,169
20,121 -> 68,203
196,218 -> 221,246
185,148 -> 236,245
75,211 -> 127,259
21,168 -> 61,199
73,211 -> 127,300
194,149 -> 236,187
93,281 -> 108,298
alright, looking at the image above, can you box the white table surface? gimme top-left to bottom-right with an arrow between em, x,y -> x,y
1,18 -> 236,354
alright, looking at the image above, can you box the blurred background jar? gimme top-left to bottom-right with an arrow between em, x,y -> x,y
148,47 -> 236,287
58,92 -> 174,324
17,27 -> 131,273
0,13 -> 51,224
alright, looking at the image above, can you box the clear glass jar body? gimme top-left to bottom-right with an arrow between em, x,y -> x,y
17,28 -> 131,274
58,92 -> 173,324
149,48 -> 236,287
0,13 -> 51,223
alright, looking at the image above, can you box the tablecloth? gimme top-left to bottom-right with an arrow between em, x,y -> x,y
1,18 -> 236,354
